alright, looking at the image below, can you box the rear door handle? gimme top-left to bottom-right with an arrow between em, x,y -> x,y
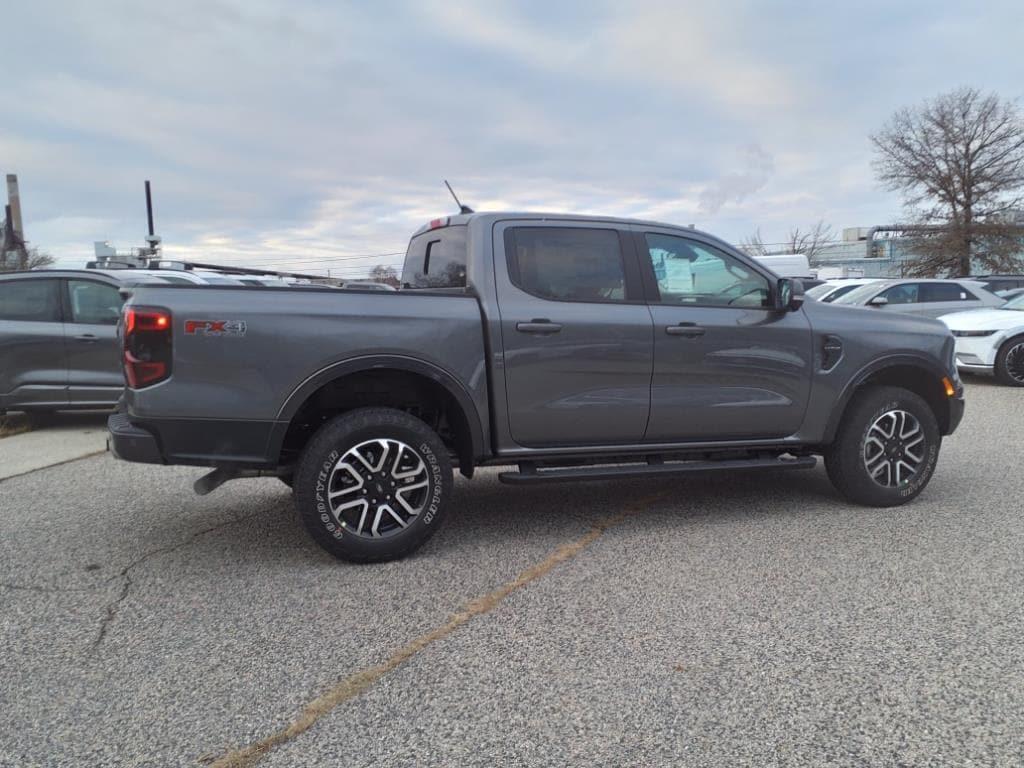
516,320 -> 562,334
665,323 -> 705,338
74,334 -> 99,343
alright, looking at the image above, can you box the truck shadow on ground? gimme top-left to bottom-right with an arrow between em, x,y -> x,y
432,466 -> 847,554
142,464 -> 895,568
149,466 -> 864,569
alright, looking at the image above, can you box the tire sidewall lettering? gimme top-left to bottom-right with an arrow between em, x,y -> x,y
315,449 -> 343,539
419,441 -> 444,526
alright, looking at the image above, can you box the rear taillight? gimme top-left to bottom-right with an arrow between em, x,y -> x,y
123,306 -> 172,388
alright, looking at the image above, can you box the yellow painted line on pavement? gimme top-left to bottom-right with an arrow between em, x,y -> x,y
207,492 -> 667,768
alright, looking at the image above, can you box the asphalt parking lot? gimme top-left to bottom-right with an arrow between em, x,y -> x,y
2,379 -> 1023,767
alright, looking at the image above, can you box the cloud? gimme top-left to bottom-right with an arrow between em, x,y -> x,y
3,0 -> 1024,272
415,0 -> 797,111
699,144 -> 775,215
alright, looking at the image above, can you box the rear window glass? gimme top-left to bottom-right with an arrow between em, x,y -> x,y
0,279 -> 61,322
401,225 -> 468,289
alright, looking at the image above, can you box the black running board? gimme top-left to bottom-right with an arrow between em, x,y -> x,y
498,455 -> 817,485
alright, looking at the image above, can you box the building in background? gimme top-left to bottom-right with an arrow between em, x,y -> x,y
812,222 -> 1024,279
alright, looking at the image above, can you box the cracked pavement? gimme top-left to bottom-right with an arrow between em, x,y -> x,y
2,379 -> 1024,767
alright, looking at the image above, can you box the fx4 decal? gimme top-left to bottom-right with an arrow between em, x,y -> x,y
184,319 -> 247,337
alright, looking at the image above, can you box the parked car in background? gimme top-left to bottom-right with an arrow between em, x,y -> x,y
750,253 -> 811,278
805,278 -> 880,303
939,291 -> 1024,386
831,278 -> 1004,317
972,275 -> 1024,296
339,281 -> 397,291
0,269 -> 170,414
748,253 -> 822,289
998,287 -> 1024,302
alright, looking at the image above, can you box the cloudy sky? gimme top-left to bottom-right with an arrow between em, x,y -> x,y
3,0 -> 1023,275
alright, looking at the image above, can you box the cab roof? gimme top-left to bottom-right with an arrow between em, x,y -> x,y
410,210 -> 724,244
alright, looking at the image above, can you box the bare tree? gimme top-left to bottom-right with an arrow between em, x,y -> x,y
0,247 -> 54,271
25,248 -> 55,270
739,220 -> 834,260
368,264 -> 400,287
739,228 -> 770,257
787,220 -> 834,261
872,87 -> 1024,276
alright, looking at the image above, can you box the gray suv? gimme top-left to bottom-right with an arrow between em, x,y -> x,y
0,270 -> 165,414
832,278 -> 1004,317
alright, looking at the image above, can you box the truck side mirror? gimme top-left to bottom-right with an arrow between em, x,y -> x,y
868,295 -> 888,307
777,278 -> 805,311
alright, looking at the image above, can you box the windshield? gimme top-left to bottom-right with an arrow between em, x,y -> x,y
832,282 -> 888,304
805,283 -> 835,300
1006,293 -> 1024,310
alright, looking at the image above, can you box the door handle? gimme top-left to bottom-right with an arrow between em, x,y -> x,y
516,320 -> 562,334
665,323 -> 705,338
74,334 -> 99,343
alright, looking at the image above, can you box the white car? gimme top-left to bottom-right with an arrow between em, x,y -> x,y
804,278 -> 880,303
939,291 -> 1024,386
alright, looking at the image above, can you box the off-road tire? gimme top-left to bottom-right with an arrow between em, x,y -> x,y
293,408 -> 452,563
994,335 -> 1024,387
824,385 -> 940,507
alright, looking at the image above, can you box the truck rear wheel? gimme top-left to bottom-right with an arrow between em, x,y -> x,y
824,385 -> 940,507
293,408 -> 452,563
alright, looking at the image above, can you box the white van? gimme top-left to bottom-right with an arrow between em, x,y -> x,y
751,253 -> 813,279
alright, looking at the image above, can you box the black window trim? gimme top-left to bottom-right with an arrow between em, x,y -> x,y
503,225 -> 645,305
632,229 -> 777,310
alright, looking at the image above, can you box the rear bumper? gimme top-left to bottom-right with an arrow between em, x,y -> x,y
107,413 -> 164,464
107,412 -> 279,468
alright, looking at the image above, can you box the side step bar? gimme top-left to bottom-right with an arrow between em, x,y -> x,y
498,455 -> 816,485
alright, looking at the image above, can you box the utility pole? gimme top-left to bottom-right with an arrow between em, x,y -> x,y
4,175 -> 28,270
142,180 -> 161,260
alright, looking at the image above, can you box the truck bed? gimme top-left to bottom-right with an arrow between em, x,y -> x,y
120,284 -> 488,465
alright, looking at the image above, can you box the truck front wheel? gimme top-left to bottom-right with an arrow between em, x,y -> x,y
824,385 -> 941,507
293,408 -> 453,563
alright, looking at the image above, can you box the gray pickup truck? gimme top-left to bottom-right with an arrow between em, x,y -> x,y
109,212 -> 965,562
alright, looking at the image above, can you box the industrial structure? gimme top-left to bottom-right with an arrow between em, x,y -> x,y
0,175 -> 28,270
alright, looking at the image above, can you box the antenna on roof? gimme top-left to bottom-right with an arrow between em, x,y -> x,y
444,180 -> 474,214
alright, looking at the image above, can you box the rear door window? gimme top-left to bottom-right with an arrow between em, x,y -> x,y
401,225 -> 468,288
506,227 -> 628,302
0,279 -> 62,322
920,283 -> 974,302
